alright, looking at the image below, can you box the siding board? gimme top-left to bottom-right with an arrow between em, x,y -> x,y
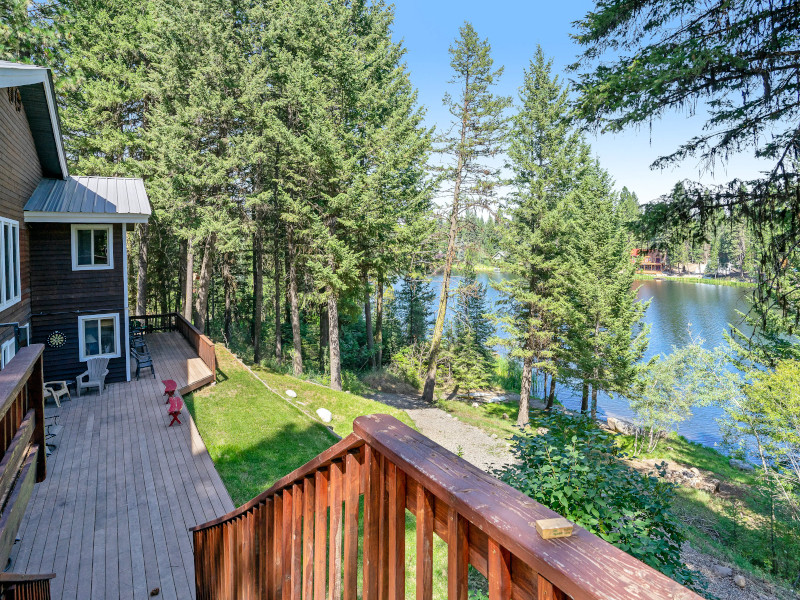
0,86 -> 37,348
29,223 -> 127,383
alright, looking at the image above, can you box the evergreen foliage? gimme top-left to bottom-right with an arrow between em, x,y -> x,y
572,0 -> 800,337
497,47 -> 581,425
422,22 -> 510,402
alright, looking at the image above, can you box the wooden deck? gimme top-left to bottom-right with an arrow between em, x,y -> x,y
10,336 -> 233,600
145,332 -> 214,395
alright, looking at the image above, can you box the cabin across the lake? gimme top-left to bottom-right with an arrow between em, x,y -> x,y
0,60 -> 151,385
631,248 -> 666,274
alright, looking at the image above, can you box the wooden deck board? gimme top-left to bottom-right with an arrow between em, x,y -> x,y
10,332 -> 232,600
144,332 -> 213,395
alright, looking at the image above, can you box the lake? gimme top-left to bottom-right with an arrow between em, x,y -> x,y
411,271 -> 751,448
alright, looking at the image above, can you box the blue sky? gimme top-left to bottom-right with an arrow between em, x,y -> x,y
389,0 -> 769,204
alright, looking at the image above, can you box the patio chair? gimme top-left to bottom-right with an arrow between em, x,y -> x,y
132,349 -> 155,380
130,335 -> 148,353
76,357 -> 109,397
44,380 -> 71,407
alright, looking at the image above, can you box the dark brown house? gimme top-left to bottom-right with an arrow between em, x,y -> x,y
0,60 -> 151,384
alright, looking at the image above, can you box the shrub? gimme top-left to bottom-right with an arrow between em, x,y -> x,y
497,413 -> 700,589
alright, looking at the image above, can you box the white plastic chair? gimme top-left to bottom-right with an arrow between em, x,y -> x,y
76,358 -> 110,397
44,380 -> 71,407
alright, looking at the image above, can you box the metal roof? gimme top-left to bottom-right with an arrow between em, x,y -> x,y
24,176 -> 152,223
0,61 -> 68,179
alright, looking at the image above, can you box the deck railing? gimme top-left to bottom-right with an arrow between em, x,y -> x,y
0,573 -> 55,599
130,312 -> 216,381
0,345 -> 53,598
191,414 -> 701,600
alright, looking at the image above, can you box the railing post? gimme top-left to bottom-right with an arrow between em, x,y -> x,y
363,447 -> 380,600
448,508 -> 469,600
30,354 -> 45,482
416,484 -> 434,600
387,462 -> 405,600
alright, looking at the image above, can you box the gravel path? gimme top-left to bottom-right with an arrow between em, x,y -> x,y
366,391 -> 515,472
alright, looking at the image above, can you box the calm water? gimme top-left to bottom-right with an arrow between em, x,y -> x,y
407,272 -> 751,448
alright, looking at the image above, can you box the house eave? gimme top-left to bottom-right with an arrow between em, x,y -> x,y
24,212 -> 150,224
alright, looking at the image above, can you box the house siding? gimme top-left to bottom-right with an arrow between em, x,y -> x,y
0,86 -> 37,346
29,223 -> 127,383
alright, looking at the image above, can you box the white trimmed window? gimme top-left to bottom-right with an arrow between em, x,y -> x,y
1,338 -> 15,369
78,313 -> 120,361
71,224 -> 113,270
0,218 -> 21,310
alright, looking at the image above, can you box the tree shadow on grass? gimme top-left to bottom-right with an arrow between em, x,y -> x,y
202,419 -> 337,506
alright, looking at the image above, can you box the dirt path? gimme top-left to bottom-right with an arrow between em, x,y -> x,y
366,391 -> 515,472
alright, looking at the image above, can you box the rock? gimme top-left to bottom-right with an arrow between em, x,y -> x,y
316,408 -> 332,423
729,458 -> 754,472
606,416 -> 639,435
502,413 -> 509,420
472,402 -> 479,408
285,390 -> 297,398
535,427 -> 549,436
712,565 -> 733,577
690,467 -> 700,476
491,434 -> 498,439
734,575 -> 746,588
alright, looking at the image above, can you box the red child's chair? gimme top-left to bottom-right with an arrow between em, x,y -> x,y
168,395 -> 183,427
162,379 -> 177,404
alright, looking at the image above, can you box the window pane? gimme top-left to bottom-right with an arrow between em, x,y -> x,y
84,319 -> 99,356
93,229 -> 108,265
77,230 -> 93,265
100,318 -> 115,354
11,226 -> 18,298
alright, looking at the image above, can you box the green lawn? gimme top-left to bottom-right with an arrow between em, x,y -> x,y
247,362 -> 416,436
186,344 -> 454,599
185,345 -> 338,505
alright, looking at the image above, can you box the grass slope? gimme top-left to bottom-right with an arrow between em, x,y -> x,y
247,363 -> 416,437
185,345 -> 338,505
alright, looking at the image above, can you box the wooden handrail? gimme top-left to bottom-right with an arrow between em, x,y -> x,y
192,414 -> 701,600
0,572 -> 55,599
0,346 -> 51,600
130,313 -> 217,380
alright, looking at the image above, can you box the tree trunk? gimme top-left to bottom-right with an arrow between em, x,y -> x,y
518,354 -> 532,427
327,290 -> 342,391
422,85 -> 468,403
546,374 -> 556,410
287,227 -> 303,376
222,252 -> 234,343
253,231 -> 264,363
194,233 -> 216,332
375,276 -> 384,367
136,223 -> 149,315
363,271 -> 374,368
273,231 -> 282,363
581,382 -> 589,414
251,234 -> 257,344
590,380 -> 599,421
319,305 -> 329,370
183,236 -> 194,322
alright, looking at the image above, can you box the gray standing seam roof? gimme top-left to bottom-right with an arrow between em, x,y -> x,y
24,176 -> 152,217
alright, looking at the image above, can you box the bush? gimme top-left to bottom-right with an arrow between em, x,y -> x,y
497,413 -> 700,589
491,356 -> 522,392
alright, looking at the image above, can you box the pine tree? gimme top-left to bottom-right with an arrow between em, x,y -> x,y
496,47 -> 580,426
394,275 -> 434,346
563,160 -> 650,419
422,22 -> 510,402
445,263 -> 493,392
